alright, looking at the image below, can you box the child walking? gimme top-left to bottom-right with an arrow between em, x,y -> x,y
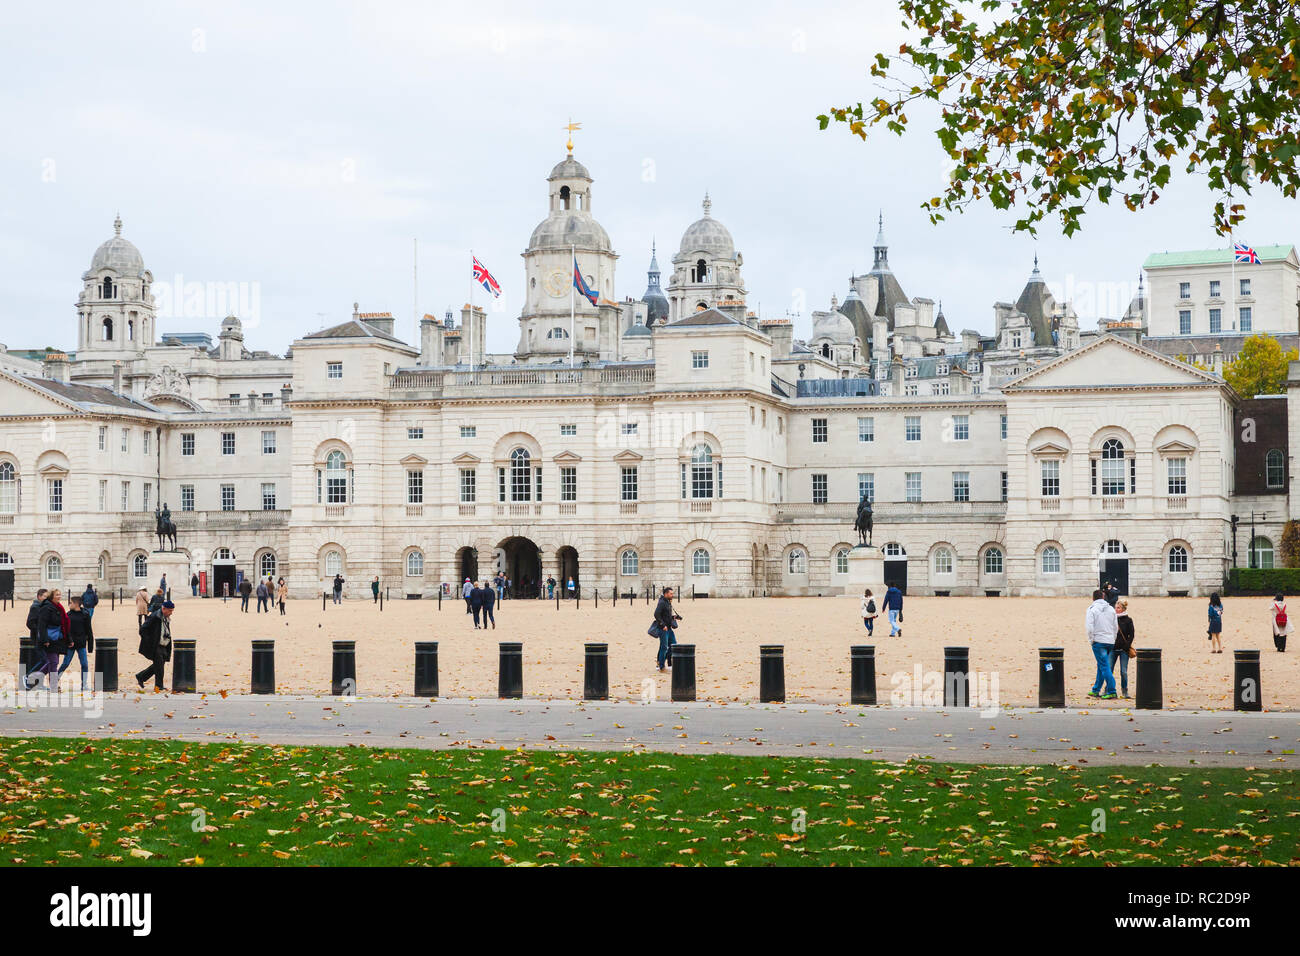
1270,593 -> 1290,652
1207,592 -> 1224,654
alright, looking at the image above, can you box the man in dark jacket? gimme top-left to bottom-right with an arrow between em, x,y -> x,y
239,576 -> 253,612
24,589 -> 49,689
653,587 -> 682,672
470,583 -> 485,628
883,584 -> 904,636
332,573 -> 345,605
255,578 -> 269,613
27,591 -> 69,690
81,584 -> 98,621
480,580 -> 496,629
59,593 -> 95,689
136,601 -> 175,691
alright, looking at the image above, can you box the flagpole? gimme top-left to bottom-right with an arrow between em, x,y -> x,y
469,249 -> 474,375
1230,233 -> 1237,335
570,244 -> 576,369
413,238 -> 418,350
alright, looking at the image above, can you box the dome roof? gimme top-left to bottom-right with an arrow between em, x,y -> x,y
678,194 -> 735,258
624,322 -> 652,337
527,212 -> 612,253
549,155 -> 592,181
221,315 -> 242,331
89,216 -> 145,276
814,309 -> 856,344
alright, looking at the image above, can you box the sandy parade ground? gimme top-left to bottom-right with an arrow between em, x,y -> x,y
11,593 -> 1300,711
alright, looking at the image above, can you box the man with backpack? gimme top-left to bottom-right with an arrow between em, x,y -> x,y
81,583 -> 98,621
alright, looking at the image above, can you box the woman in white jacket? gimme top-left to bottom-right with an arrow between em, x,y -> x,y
1270,593 -> 1291,652
861,589 -> 877,635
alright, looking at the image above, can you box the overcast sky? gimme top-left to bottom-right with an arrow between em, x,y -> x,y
3,0 -> 1298,357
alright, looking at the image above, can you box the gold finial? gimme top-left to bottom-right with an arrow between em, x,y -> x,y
564,118 -> 582,155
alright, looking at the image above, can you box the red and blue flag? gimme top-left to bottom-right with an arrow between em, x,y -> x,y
573,257 -> 598,306
473,256 -> 501,297
1234,242 -> 1259,264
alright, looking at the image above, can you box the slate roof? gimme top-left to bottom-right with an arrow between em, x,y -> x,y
20,376 -> 156,411
664,307 -> 745,328
302,319 -> 405,343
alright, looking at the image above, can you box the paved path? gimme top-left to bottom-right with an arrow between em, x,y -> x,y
3,692 -> 1298,766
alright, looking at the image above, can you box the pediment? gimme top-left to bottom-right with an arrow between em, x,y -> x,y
1006,335 -> 1224,391
1156,439 -> 1197,457
399,453 -> 429,466
1030,440 -> 1070,458
451,452 -> 480,464
552,450 -> 582,463
613,449 -> 644,462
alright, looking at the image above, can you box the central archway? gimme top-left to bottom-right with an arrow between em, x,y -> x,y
556,545 -> 579,597
455,546 -> 478,586
498,537 -> 540,597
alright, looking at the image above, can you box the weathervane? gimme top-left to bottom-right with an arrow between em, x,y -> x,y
564,118 -> 582,155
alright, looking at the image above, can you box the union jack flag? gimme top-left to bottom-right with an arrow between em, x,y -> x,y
573,257 -> 598,306
1234,242 -> 1259,264
472,256 -> 501,297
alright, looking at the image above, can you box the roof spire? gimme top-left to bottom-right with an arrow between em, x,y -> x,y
702,192 -> 712,218
113,213 -> 122,237
872,211 -> 889,270
563,117 -> 581,155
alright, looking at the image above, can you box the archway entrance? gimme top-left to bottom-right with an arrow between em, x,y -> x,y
1098,540 -> 1129,594
556,546 -> 579,597
883,543 -> 908,593
498,537 -> 541,597
456,546 -> 478,586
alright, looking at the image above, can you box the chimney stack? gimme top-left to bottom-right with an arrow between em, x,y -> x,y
42,352 -> 69,384
112,361 -> 123,394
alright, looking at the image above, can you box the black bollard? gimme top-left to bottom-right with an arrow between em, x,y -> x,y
1135,647 -> 1162,709
438,588 -> 442,610
171,639 -> 196,693
671,644 -> 696,702
94,637 -> 118,693
583,643 -> 608,700
759,645 -> 785,703
332,640 -> 357,696
414,641 -> 439,697
1038,647 -> 1065,708
1233,649 -> 1262,712
498,642 -> 523,698
322,592 -> 326,611
251,639 -> 275,694
943,646 -> 971,707
850,645 -> 876,705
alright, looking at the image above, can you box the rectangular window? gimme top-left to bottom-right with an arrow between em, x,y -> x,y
560,466 -> 577,501
221,432 -> 235,455
952,471 -> 970,502
1167,457 -> 1187,495
180,484 -> 195,512
460,425 -> 476,438
406,470 -> 423,504
1001,471 -> 1008,502
1240,278 -> 1251,296
262,392 -> 274,407
221,484 -> 235,511
857,417 -> 874,442
407,426 -> 423,440
621,422 -> 638,436
121,481 -> 129,511
812,473 -> 828,504
1179,310 -> 1192,335
1000,414 -> 1008,440
228,393 -> 240,407
1041,459 -> 1060,497
691,350 -> 709,369
932,381 -> 950,396
1178,281 -> 1190,299
121,428 -> 129,453
142,482 -> 151,513
261,482 -> 277,511
143,431 -> 151,455
1209,279 -> 1221,297
905,383 -> 918,396
905,472 -> 921,502
98,480 -> 107,512
497,467 -> 506,503
811,418 -> 828,443
262,430 -> 276,454
327,362 -> 343,379
560,424 -> 577,436
1239,307 -> 1252,332
905,416 -> 921,442
47,478 -> 62,513
181,433 -> 195,456
1101,453 -> 1125,496
1209,308 -> 1222,334
1010,332 -> 1021,349
98,426 -> 106,451
621,466 -> 639,501
953,414 -> 969,441
460,469 -> 477,503
857,473 -> 874,502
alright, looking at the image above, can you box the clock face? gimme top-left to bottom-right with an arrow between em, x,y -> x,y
544,269 -> 569,298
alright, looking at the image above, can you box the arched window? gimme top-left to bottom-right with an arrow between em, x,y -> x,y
560,185 -> 571,209
983,547 -> 1004,575
325,450 -> 348,504
688,444 -> 715,499
260,552 -> 277,578
406,550 -> 424,576
0,552 -> 12,567
621,549 -> 639,576
101,277 -> 114,298
127,318 -> 134,341
933,548 -> 953,575
133,553 -> 148,578
1249,536 -> 1274,570
883,542 -> 906,557
97,553 -> 106,579
1041,546 -> 1061,574
835,548 -> 849,575
1167,545 -> 1188,573
0,461 -> 16,513
215,547 -> 233,561
45,554 -> 62,581
546,327 -> 569,339
787,549 -> 806,574
102,317 -> 114,341
509,447 -> 532,501
1100,438 -> 1126,495
1266,449 -> 1285,488
692,548 -> 711,575
325,550 -> 343,576
693,258 -> 707,283
1103,539 -> 1127,555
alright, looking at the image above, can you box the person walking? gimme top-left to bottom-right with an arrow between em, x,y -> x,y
470,582 -> 485,628
860,588 -> 877,635
653,586 -> 682,672
26,588 -> 67,690
462,578 -> 473,614
255,577 -> 269,613
332,573 -> 345,605
81,583 -> 98,622
371,576 -> 380,604
546,575 -> 556,600
1270,593 -> 1290,652
1111,598 -> 1135,699
159,573 -> 169,599
1085,588 -> 1118,699
135,601 -> 174,691
135,587 -> 150,629
883,583 -> 904,636
566,576 -> 576,599
277,576 -> 288,615
481,580 -> 496,629
1207,592 -> 1224,653
239,575 -> 253,612
58,593 -> 95,690
1102,581 -> 1119,606
190,572 -> 199,597
505,576 -> 512,600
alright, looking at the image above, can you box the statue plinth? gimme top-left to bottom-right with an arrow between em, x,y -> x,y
150,551 -> 194,601
847,546 -> 886,593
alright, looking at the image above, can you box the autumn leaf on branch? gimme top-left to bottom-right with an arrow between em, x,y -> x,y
817,0 -> 1300,236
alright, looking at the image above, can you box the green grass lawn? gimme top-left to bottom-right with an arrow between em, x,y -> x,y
1,737 -> 1296,866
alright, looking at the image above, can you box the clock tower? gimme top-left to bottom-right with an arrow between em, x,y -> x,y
516,147 -> 619,362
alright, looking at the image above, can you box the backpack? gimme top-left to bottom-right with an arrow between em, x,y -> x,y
1275,604 -> 1288,628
